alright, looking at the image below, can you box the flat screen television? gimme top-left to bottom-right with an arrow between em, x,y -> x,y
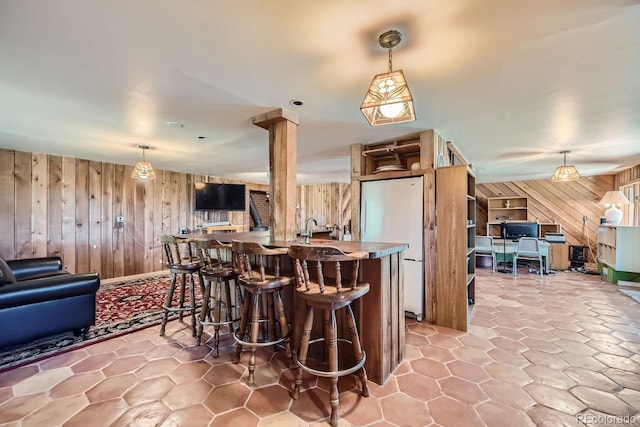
194,183 -> 246,211
501,222 -> 538,240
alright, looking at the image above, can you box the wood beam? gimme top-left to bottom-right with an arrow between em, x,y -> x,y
252,109 -> 299,241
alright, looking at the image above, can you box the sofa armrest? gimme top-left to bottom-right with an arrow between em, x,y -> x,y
7,257 -> 67,281
0,273 -> 100,309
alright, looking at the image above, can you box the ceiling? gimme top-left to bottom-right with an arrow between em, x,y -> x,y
1,0 -> 639,185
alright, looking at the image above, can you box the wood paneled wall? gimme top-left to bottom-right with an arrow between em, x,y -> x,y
615,164 -> 640,187
296,183 -> 351,234
476,175 -> 614,261
0,148 -> 267,279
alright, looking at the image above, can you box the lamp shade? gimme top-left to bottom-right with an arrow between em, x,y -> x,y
598,190 -> 630,207
550,165 -> 580,182
131,161 -> 156,180
360,70 -> 416,126
131,145 -> 156,180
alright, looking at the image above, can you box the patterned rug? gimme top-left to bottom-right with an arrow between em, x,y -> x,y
0,273 -> 185,372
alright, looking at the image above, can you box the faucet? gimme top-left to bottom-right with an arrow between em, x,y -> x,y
301,217 -> 318,244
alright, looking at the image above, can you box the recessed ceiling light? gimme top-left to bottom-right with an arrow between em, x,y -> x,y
289,99 -> 304,107
165,121 -> 184,128
197,136 -> 208,141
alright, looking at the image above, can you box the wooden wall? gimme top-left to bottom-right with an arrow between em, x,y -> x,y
296,183 -> 351,234
476,175 -> 614,261
0,148 -> 268,279
615,164 -> 640,187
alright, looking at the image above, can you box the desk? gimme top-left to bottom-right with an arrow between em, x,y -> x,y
184,231 -> 408,385
494,239 -> 550,274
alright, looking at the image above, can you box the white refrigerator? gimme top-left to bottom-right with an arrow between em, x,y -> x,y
360,176 -> 424,320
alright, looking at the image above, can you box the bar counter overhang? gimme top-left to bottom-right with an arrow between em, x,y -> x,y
185,231 -> 408,385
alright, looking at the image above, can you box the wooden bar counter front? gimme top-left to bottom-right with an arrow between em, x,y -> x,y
186,231 -> 408,386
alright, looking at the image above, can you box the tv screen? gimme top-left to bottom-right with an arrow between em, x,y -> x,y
502,222 -> 538,240
194,183 -> 246,211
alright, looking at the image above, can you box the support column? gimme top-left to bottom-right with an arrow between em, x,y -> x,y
251,108 -> 299,241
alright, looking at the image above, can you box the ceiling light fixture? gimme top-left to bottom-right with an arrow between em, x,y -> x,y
131,145 -> 156,181
550,150 -> 580,182
360,30 -> 416,126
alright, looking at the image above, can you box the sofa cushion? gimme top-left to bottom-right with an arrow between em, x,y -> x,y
0,258 -> 17,285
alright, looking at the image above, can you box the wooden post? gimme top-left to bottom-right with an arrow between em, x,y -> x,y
251,108 -> 299,241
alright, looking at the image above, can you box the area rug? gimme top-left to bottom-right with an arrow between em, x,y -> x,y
0,273 -> 187,372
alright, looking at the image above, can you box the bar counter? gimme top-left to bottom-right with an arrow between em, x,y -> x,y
186,231 -> 408,385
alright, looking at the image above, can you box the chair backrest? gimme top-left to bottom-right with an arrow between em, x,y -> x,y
232,240 -> 289,283
475,236 -> 495,253
288,244 -> 368,293
194,238 -> 232,269
161,235 -> 200,269
516,237 -> 539,255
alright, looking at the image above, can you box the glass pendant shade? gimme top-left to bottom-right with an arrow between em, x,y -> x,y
550,151 -> 580,182
361,70 -> 416,126
131,145 -> 156,180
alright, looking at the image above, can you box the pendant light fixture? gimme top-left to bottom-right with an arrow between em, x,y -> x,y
360,30 -> 416,126
131,145 -> 156,181
550,150 -> 580,182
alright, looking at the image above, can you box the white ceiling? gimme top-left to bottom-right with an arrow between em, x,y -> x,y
1,0 -> 639,184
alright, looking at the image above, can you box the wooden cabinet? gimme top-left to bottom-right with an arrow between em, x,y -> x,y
351,130 -> 475,331
435,165 -> 476,332
597,225 -> 640,282
539,223 -> 562,238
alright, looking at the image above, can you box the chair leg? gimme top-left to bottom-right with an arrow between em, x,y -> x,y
178,273 -> 186,322
274,290 -> 294,368
293,305 -> 314,400
160,274 -> 178,336
196,278 -> 212,345
346,305 -> 369,397
234,292 -> 252,363
247,293 -> 261,386
189,273 -> 197,337
512,256 -> 517,275
327,308 -> 339,427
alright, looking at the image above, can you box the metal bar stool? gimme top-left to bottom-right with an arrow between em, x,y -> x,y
288,244 -> 370,427
160,235 -> 204,337
232,240 -> 294,386
194,239 -> 242,356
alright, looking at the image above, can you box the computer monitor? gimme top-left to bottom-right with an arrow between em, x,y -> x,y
501,222 -> 538,240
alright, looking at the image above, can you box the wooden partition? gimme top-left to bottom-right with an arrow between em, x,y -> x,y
296,183 -> 351,235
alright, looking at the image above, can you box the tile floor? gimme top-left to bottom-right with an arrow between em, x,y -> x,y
1,268 -> 639,426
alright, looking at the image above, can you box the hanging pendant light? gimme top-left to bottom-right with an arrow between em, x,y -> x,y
131,145 -> 156,181
360,30 -> 416,126
550,150 -> 580,182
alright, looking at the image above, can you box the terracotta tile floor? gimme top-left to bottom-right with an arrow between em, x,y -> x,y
1,268 -> 639,426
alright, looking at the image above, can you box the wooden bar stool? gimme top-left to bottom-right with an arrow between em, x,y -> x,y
288,244 -> 370,427
232,240 -> 294,386
160,235 -> 204,337
194,239 -> 242,356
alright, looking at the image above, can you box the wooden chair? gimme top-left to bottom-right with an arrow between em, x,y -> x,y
194,239 -> 241,356
288,244 -> 370,427
232,240 -> 294,386
160,235 -> 204,337
475,236 -> 497,272
512,237 -> 543,276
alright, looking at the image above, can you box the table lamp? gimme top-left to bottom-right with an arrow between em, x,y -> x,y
598,191 -> 630,225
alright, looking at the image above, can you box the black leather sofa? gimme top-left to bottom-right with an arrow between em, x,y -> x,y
0,257 -> 100,348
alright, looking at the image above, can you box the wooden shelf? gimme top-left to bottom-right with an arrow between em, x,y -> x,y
597,225 -> 640,275
436,165 -> 475,332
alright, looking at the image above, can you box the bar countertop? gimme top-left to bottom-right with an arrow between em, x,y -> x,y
182,231 -> 408,259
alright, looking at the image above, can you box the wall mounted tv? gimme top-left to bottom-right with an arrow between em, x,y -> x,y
194,183 -> 246,211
